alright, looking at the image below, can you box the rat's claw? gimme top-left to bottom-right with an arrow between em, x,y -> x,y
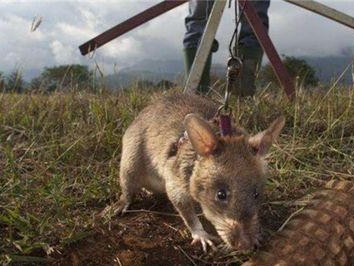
99,200 -> 130,219
191,231 -> 216,252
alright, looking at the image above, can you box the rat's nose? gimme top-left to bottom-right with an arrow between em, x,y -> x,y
231,222 -> 255,251
236,235 -> 252,251
229,228 -> 253,251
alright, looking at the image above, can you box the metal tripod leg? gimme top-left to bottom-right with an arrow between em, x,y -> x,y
183,0 -> 295,99
285,0 -> 354,30
183,0 -> 227,94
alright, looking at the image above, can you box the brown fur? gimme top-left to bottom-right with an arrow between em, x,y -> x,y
113,93 -> 285,251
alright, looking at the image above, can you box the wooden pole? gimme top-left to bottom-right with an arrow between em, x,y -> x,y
240,0 -> 295,99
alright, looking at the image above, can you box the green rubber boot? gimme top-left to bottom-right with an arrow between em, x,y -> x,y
183,47 -> 212,94
236,46 -> 263,97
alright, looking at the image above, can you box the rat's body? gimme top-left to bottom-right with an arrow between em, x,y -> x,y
113,93 -> 284,251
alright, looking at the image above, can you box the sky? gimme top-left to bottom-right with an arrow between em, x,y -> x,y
1,0 -> 354,79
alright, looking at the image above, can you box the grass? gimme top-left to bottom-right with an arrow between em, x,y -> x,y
1,83 -> 354,264
0,88 -> 151,264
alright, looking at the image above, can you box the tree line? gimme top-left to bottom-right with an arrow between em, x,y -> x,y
0,65 -> 95,93
0,56 -> 319,93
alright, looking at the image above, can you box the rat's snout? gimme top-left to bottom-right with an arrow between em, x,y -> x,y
231,224 -> 259,251
230,223 -> 255,251
217,214 -> 261,252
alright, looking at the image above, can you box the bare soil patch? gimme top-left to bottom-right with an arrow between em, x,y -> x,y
55,195 -> 289,266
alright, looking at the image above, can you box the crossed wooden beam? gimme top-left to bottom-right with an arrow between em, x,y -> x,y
79,0 -> 354,100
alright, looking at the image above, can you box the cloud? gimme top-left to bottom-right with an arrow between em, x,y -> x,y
268,0 -> 354,57
54,22 -> 95,41
0,13 -> 50,72
102,37 -> 143,59
50,40 -> 80,65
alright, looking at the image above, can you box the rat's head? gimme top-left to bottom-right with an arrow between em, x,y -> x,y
184,114 -> 285,251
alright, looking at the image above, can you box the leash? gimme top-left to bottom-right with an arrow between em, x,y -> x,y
216,0 -> 245,136
174,0 -> 246,152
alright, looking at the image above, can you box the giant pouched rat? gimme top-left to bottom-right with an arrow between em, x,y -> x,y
107,93 -> 285,252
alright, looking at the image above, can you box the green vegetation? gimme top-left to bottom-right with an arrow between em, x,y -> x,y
0,72 -> 4,91
1,65 -> 96,93
1,83 -> 354,264
260,56 -> 319,87
4,70 -> 26,93
0,88 -> 151,264
34,65 -> 95,92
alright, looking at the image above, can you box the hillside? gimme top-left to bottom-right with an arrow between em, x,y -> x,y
302,55 -> 353,84
104,54 -> 353,88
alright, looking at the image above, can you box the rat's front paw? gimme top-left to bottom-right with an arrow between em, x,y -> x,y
99,199 -> 129,219
191,230 -> 217,253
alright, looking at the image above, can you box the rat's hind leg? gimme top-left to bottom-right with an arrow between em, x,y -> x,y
100,137 -> 145,218
116,164 -> 142,214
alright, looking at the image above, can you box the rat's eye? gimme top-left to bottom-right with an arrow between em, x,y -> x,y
253,189 -> 259,199
216,189 -> 227,201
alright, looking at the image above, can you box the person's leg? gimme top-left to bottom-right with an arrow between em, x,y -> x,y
183,0 -> 218,93
237,0 -> 270,96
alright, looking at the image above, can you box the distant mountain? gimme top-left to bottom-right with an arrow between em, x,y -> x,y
105,59 -> 184,89
105,70 -> 180,89
23,68 -> 41,81
301,55 -> 353,85
122,59 -> 183,74
104,54 -> 353,89
104,59 -> 227,89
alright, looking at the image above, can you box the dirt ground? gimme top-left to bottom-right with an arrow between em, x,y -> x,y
54,194 -> 289,266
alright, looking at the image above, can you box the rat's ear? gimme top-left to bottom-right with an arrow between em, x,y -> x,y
184,113 -> 217,157
248,116 -> 285,156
